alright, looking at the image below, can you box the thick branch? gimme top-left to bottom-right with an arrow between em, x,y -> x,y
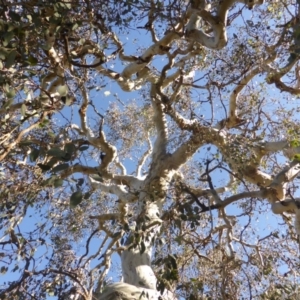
268,160 -> 300,202
77,87 -> 117,173
150,85 -> 168,161
89,177 -> 137,203
136,133 -> 152,178
186,9 -> 227,50
60,165 -> 100,179
97,282 -> 176,300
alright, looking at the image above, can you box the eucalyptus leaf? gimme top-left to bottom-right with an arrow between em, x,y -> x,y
83,191 -> 92,200
41,177 -> 55,186
294,154 -> 300,162
51,163 -> 69,173
21,103 -> 26,117
20,140 -> 33,146
47,148 -> 66,158
77,178 -> 84,186
53,178 -> 63,188
29,148 -> 39,162
79,145 -> 89,151
37,163 -> 51,171
64,143 -> 76,154
6,89 -> 16,99
2,98 -> 13,108
28,55 -> 38,66
5,49 -> 17,68
0,47 -> 9,60
70,191 -> 83,208
57,85 -> 68,96
3,31 -> 14,46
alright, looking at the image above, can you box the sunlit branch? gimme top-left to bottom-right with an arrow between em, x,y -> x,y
90,213 -> 121,225
39,25 -> 69,106
265,54 -> 300,94
89,177 -> 137,203
271,199 -> 299,214
0,125 -> 20,146
268,160 -> 300,202
77,84 -> 96,140
160,49 -> 201,91
94,64 -> 151,91
70,121 -> 87,135
295,209 -> 300,236
186,0 -> 264,49
92,18 -> 186,93
167,105 -> 199,130
166,131 -> 205,171
46,70 -> 64,96
136,133 -> 152,178
226,230 -> 235,258
162,69 -> 183,89
165,112 -> 226,170
267,77 -> 300,95
63,32 -> 112,69
91,191 -> 130,227
225,66 -> 261,128
78,86 -> 117,172
167,105 -> 276,189
157,52 -> 177,90
60,165 -> 100,179
95,40 -> 198,92
93,238 -> 120,296
198,190 -> 263,212
260,140 -> 289,153
186,9 -> 228,50
0,102 -> 23,114
112,174 -> 143,189
115,159 -> 127,175
240,165 -> 273,187
169,78 -> 184,106
218,52 -> 276,128
213,207 -> 236,258
194,248 -> 214,263
119,51 -> 140,62
150,85 -> 168,160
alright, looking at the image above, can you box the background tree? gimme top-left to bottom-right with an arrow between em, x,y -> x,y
1,0 -> 300,299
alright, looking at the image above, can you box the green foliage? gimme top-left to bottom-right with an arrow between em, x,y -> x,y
29,148 -> 40,162
70,191 -> 83,208
294,154 -> 300,161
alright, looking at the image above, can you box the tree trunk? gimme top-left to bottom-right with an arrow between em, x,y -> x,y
97,171 -> 176,299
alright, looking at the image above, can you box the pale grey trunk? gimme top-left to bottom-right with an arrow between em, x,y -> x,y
121,200 -> 160,290
96,170 -> 176,299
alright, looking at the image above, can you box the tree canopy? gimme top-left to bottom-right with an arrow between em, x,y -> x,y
1,0 -> 300,299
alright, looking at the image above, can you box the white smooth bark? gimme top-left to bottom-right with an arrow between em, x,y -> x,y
98,282 -> 176,300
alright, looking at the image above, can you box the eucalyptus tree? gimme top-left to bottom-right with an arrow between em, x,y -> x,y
1,0 -> 300,299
